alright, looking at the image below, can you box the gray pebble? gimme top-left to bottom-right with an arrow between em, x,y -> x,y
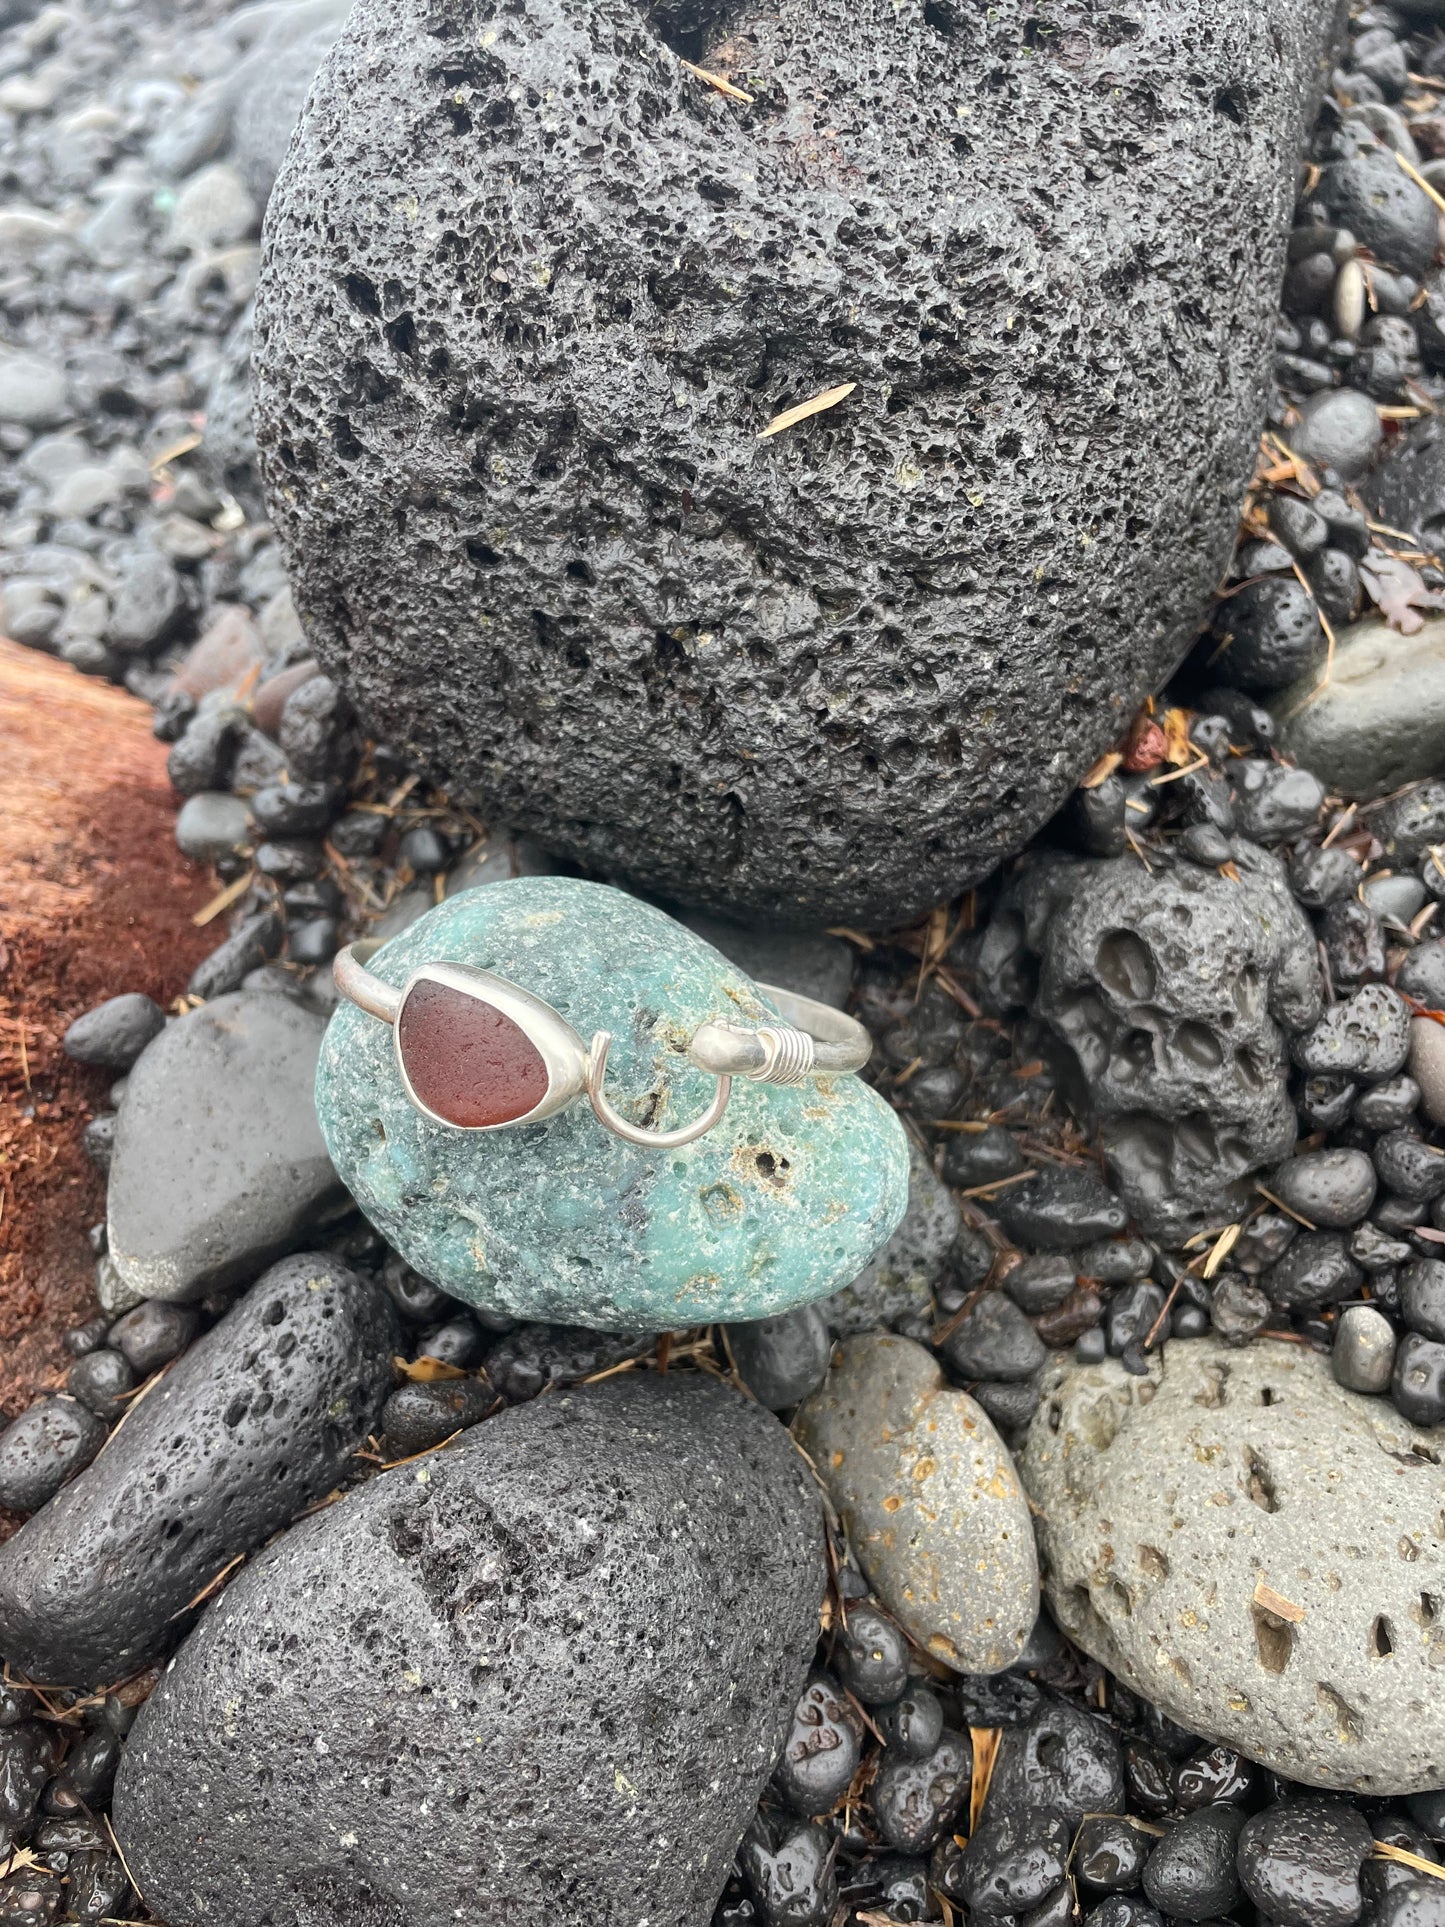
62,994 -> 165,1073
1331,1303 -> 1396,1394
726,1305 -> 832,1410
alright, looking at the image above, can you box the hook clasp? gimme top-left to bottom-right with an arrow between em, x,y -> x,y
585,1031 -> 733,1148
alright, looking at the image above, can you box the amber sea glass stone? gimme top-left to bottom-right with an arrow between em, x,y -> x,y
397,978 -> 549,1127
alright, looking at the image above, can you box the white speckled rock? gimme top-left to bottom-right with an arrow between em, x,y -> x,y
793,1333 -> 1038,1673
1019,1337 -> 1445,1794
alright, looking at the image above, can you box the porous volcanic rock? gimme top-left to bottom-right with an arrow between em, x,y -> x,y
113,1374 -> 824,1927
1019,1338 -> 1445,1794
253,0 -> 1338,923
973,844 -> 1322,1240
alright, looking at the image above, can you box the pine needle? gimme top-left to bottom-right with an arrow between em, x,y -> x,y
1253,1579 -> 1305,1623
192,869 -> 256,927
968,1727 -> 1002,1833
679,57 -> 754,102
1374,1840 -> 1445,1881
758,382 -> 857,440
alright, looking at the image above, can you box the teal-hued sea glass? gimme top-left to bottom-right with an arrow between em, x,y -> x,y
315,877 -> 909,1329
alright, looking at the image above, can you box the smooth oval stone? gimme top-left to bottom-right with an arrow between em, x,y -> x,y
1271,1148 -> 1376,1228
0,1400 -> 106,1514
316,878 -> 908,1327
0,1255 -> 397,1687
773,1672 -> 861,1817
1140,1803 -> 1245,1919
112,1375 -> 823,1927
397,976 -> 551,1127
1020,1337 -> 1445,1792
62,994 -> 166,1073
1237,1795 -> 1373,1927
794,1333 -> 1038,1673
1332,1303 -> 1397,1395
725,1305 -> 831,1411
989,1696 -> 1125,1826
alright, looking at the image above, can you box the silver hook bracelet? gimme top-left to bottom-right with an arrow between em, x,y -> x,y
332,940 -> 872,1148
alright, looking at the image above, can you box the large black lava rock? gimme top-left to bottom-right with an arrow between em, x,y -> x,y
113,1374 -> 824,1927
253,0 -> 1337,924
0,1255 -> 396,1687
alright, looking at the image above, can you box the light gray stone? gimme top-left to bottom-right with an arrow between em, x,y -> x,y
174,790 -> 251,862
1275,616 -> 1445,799
169,162 -> 258,253
0,350 -> 68,427
1411,1016 -> 1445,1127
106,991 -> 345,1302
1019,1337 -> 1445,1794
794,1332 -> 1038,1674
1333,1304 -> 1397,1396
821,1139 -> 960,1336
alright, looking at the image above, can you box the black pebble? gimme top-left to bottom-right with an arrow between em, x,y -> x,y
1372,1881 -> 1445,1927
995,1167 -> 1127,1250
380,1377 -> 494,1457
773,1673 -> 861,1817
1323,897 -> 1386,986
0,1401 -> 106,1514
380,1253 -> 454,1324
740,1818 -> 838,1927
1141,1801 -> 1244,1918
1076,1812 -> 1152,1893
835,1605 -> 910,1705
61,994 -> 166,1073
940,1126 -> 1025,1188
1106,1282 -> 1168,1355
990,1697 -> 1125,1825
0,1724 -> 61,1826
871,1728 -> 972,1852
1393,1332 -> 1445,1425
415,1314 -> 486,1369
107,1301 -> 199,1378
726,1306 -> 831,1410
942,1292 -> 1046,1383
1272,1148 -> 1377,1228
1401,1260 -> 1445,1341
484,1324 -> 651,1400
874,1683 -> 945,1762
65,1350 -> 135,1422
1261,1231 -> 1362,1310
1236,1794 -> 1372,1927
1376,1133 -> 1445,1204
959,1803 -> 1071,1916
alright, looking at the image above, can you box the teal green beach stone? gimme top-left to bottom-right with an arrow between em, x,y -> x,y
315,878 -> 909,1328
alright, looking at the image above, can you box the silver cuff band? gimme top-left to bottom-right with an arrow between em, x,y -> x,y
332,939 -> 871,1148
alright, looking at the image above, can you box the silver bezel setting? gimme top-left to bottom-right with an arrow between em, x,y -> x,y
392,961 -> 588,1131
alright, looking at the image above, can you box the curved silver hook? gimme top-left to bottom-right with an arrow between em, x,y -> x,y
585,1032 -> 732,1148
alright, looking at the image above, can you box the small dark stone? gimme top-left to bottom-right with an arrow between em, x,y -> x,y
1373,1881 -> 1445,1927
1268,494 -> 1330,560
1236,1794 -> 1373,1927
874,1684 -> 945,1763
1074,1327 -> 1108,1364
253,838 -> 325,884
277,673 -> 357,783
45,1727 -> 119,1811
1179,823 -> 1233,867
990,1697 -> 1124,1827
773,1672 -> 861,1818
287,916 -> 340,968
380,1252 -> 453,1324
329,809 -> 388,857
1286,841 -> 1364,909
167,708 -> 241,797
107,1301 -> 199,1378
63,1315 -> 110,1359
1174,1742 -> 1261,1809
1036,1285 -> 1105,1349
1079,1892 -> 1163,1927
1231,760 -> 1326,842
399,826 -> 452,873
994,1167 -> 1128,1251
939,1126 -> 1025,1189
1376,1132 -> 1445,1203
960,1804 -> 1071,1916
1401,1260 -> 1445,1341
1394,1331 -> 1445,1425
907,1065 -> 968,1122
1271,1147 -> 1377,1227
1355,1076 -> 1421,1131
1400,941 -> 1445,1009
1261,1230 -> 1363,1310
484,1324 -> 653,1401
1076,1811 -> 1152,1894
1125,1742 -> 1176,1816
1075,1238 -> 1154,1284
415,1313 -> 486,1370
1380,1193 -> 1431,1233
1292,983 -> 1411,1081
249,781 -> 339,837
973,1378 -> 1042,1433
1303,545 -> 1361,626
1350,1220 -> 1414,1270
871,1729 -> 972,1853
742,1818 -> 838,1927
1106,1282 -> 1167,1356
1233,1211 -> 1298,1274
1209,577 -> 1323,692
1298,1074 -> 1359,1131
65,1349 -> 135,1422
1209,1273 -> 1272,1344
64,1849 -> 129,1922
835,1605 -> 910,1705
0,1724 -> 61,1827
380,1377 -> 494,1457
727,1305 -> 832,1410
1141,1802 -> 1244,1919
187,910 -> 286,1001
62,995 -> 166,1073
0,1401 -> 106,1514
942,1292 -> 1046,1383
953,1670 -> 1042,1728
1322,897 -> 1387,987
1004,1254 -> 1079,1316
1376,784 -> 1445,863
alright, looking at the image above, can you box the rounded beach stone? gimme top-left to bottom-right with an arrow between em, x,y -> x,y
793,1332 -> 1038,1673
1018,1336 -> 1445,1793
315,878 -> 908,1327
112,1374 -> 824,1927
254,0 -> 1336,924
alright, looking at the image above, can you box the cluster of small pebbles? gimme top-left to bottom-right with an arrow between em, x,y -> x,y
5,0 -> 1445,1924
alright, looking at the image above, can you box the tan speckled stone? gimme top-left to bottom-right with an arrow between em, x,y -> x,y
1019,1337 -> 1445,1794
793,1333 -> 1038,1673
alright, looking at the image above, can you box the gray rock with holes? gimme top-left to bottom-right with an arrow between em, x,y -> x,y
253,0 -> 1337,924
0,1255 -> 396,1689
973,846 -> 1321,1242
1018,1336 -> 1445,1794
112,1374 -> 823,1927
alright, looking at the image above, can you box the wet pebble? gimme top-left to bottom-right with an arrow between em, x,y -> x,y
742,1819 -> 837,1927
379,1376 -> 494,1457
1140,1802 -> 1244,1920
1209,1272 -> 1271,1343
0,1400 -> 106,1514
1393,1331 -> 1445,1424
871,1729 -> 971,1853
1411,1016 -> 1445,1126
1236,1794 -> 1372,1927
1332,1302 -> 1397,1394
773,1673 -> 861,1817
1376,1131 -> 1445,1202
1271,1147 -> 1377,1226
874,1683 -> 945,1762
989,1697 -> 1125,1826
61,993 -> 165,1072
941,1291 -> 1046,1382
1075,1812 -> 1152,1895
835,1604 -> 910,1705
1232,759 -> 1327,842
995,1166 -> 1128,1250
173,790 -> 251,861
725,1305 -> 832,1410
1290,384 -> 1384,480
106,1299 -> 198,1377
64,1348 -> 135,1421
1294,983 -> 1411,1081
959,1804 -> 1071,1916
